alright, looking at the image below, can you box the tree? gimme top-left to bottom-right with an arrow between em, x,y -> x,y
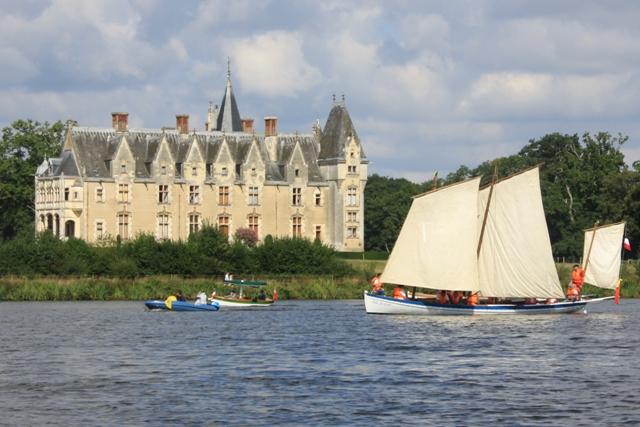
0,120 -> 65,239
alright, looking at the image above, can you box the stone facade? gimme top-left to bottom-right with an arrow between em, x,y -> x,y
35,73 -> 368,251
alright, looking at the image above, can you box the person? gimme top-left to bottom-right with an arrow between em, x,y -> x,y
524,297 -> 537,305
437,290 -> 449,304
566,283 -> 579,301
195,291 -> 207,305
370,273 -> 385,295
258,289 -> 267,300
467,292 -> 479,306
545,298 -> 558,304
571,264 -> 585,298
392,285 -> 407,299
176,290 -> 186,302
208,290 -> 217,301
448,290 -> 463,305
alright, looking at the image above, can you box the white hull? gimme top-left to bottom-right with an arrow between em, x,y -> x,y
211,298 -> 274,308
362,292 -> 612,315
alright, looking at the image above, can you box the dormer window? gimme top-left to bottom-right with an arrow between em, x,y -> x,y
161,165 -> 167,175
295,168 -> 300,177
121,162 -> 127,173
351,151 -> 355,158
221,167 -> 228,176
348,165 -> 357,174
192,166 -> 197,177
251,167 -> 257,176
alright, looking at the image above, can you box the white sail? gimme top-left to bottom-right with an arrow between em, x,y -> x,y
381,177 -> 481,292
583,222 -> 625,289
477,167 -> 564,298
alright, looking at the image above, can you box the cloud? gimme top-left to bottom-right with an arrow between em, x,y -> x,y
226,31 -> 322,97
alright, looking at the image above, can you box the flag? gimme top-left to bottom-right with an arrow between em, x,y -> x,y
614,280 -> 621,305
623,237 -> 631,252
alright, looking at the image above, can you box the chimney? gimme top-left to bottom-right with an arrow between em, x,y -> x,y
111,112 -> 128,132
264,116 -> 278,137
176,114 -> 189,134
241,118 -> 254,133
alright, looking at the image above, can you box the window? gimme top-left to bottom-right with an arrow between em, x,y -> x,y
157,214 -> 170,239
248,186 -> 259,205
73,191 -> 79,200
221,167 -> 228,176
64,188 -> 70,201
192,166 -> 197,177
347,211 -> 358,223
117,212 -> 129,240
292,187 -> 302,206
189,185 -> 200,204
295,168 -> 300,177
350,151 -> 355,158
206,163 -> 213,178
348,165 -> 357,174
96,187 -> 104,202
96,222 -> 104,239
118,184 -> 129,202
347,187 -> 357,207
347,226 -> 358,239
175,163 -> 182,177
161,165 -> 167,175
189,214 -> 200,235
251,167 -> 257,176
158,185 -> 168,204
315,225 -> 322,241
314,191 -> 321,206
121,162 -> 127,173
292,216 -> 302,237
218,215 -> 229,237
248,215 -> 259,235
218,186 -> 229,205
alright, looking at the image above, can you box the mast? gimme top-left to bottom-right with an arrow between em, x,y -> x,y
477,162 -> 498,257
582,220 -> 599,276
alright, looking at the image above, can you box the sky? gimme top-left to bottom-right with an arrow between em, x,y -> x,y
2,0 -> 640,181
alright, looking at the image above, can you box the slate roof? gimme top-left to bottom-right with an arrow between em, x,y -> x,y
215,74 -> 242,132
38,127 -> 328,184
318,103 -> 367,164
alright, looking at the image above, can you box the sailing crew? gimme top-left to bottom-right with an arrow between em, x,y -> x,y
393,285 -> 407,299
566,284 -> 579,301
571,264 -> 585,297
370,273 -> 385,295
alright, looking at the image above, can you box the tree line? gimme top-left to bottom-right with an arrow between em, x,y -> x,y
365,132 -> 640,258
1,119 -> 638,262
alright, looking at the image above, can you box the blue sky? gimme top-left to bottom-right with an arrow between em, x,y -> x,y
2,0 -> 640,181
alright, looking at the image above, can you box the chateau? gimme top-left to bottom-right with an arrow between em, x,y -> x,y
34,69 -> 368,251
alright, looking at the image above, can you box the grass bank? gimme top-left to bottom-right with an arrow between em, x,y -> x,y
0,275 -> 369,301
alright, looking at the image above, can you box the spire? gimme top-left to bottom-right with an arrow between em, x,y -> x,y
216,59 -> 242,132
318,94 -> 365,163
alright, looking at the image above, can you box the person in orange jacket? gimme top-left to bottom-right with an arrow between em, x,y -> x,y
448,290 -> 463,305
437,290 -> 449,304
571,264 -> 585,297
392,285 -> 407,299
467,292 -> 479,306
566,284 -> 579,301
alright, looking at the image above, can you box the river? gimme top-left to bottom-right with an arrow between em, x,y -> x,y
1,300 -> 639,426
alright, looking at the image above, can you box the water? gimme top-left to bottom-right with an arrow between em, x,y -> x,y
1,300 -> 639,426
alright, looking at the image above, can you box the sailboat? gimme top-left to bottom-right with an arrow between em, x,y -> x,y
581,222 -> 626,300
364,166 -> 618,315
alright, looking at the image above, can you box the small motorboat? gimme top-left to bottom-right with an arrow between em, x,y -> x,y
145,292 -> 220,311
210,278 -> 276,308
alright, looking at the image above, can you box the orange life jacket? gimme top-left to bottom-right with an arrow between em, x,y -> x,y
566,286 -> 579,298
467,293 -> 479,306
393,287 -> 406,299
572,269 -> 585,286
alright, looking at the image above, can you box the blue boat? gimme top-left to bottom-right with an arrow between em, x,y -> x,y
144,300 -> 220,312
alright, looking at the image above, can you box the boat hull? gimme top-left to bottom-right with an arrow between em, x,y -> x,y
144,300 -> 220,311
363,291 -> 590,315
210,298 -> 274,308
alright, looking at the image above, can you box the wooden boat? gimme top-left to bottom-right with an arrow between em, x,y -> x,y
365,166 -> 619,315
210,279 -> 275,308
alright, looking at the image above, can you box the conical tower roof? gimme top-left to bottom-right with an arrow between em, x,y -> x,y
318,98 -> 365,162
216,61 -> 242,132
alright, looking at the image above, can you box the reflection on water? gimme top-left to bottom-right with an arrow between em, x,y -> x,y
1,300 -> 639,426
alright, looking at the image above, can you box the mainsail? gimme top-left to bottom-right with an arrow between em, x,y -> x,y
381,177 -> 482,291
583,222 -> 625,289
477,167 -> 564,298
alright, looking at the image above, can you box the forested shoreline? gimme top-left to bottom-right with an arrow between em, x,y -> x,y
1,120 -> 639,300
